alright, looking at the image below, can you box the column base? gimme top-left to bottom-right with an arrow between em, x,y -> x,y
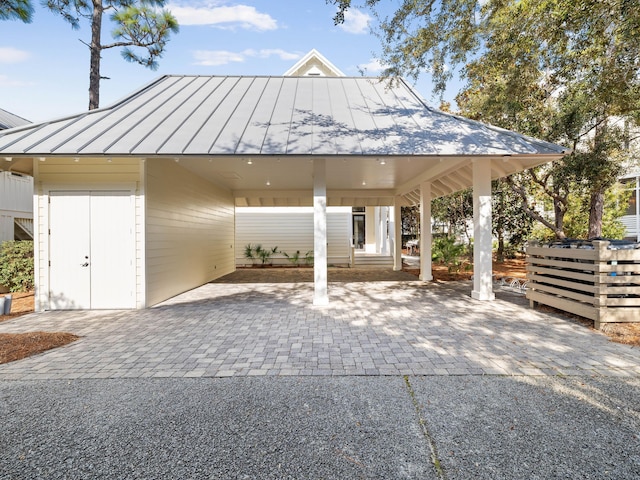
313,295 -> 329,306
471,290 -> 495,301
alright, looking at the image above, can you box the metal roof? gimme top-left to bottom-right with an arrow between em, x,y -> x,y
0,108 -> 30,130
0,75 -> 566,157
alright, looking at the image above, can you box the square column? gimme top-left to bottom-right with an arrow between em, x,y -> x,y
392,199 -> 403,271
313,159 -> 328,306
420,181 -> 433,281
472,158 -> 495,300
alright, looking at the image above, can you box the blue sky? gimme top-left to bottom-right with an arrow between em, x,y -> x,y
1,1 -> 456,123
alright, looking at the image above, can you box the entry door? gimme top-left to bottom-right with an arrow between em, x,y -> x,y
49,191 -> 135,309
353,213 -> 365,250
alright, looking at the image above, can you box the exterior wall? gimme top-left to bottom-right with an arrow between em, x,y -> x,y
235,207 -> 352,266
621,172 -> 639,241
34,157 -> 142,311
0,171 -> 33,241
145,158 -> 235,306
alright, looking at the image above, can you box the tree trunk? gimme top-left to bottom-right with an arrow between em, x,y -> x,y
588,189 -> 605,239
497,233 -> 505,263
553,197 -> 566,240
89,1 -> 103,110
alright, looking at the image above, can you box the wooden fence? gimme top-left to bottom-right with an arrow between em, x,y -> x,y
526,240 -> 640,329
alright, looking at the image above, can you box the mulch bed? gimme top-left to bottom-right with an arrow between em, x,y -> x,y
0,332 -> 79,364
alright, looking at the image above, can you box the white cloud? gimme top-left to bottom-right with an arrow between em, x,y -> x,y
338,9 -> 371,34
192,50 -> 247,66
253,49 -> 300,61
193,49 -> 300,66
0,47 -> 30,63
358,59 -> 385,74
168,3 -> 277,31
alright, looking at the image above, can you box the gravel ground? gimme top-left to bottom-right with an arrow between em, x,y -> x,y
1,375 -> 639,479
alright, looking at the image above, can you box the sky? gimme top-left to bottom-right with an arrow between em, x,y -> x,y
0,0 -> 457,123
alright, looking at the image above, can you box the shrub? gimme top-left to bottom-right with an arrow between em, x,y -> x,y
0,240 -> 34,292
432,236 -> 467,273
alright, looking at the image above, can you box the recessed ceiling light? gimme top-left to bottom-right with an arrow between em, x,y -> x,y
247,159 -> 253,165
266,180 -> 271,186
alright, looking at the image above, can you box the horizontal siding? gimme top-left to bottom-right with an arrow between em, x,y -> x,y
146,158 -> 235,306
0,171 -> 32,213
621,214 -> 638,230
235,207 -> 351,266
37,157 -> 140,184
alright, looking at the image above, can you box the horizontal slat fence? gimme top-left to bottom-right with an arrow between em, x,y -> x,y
526,240 -> 640,328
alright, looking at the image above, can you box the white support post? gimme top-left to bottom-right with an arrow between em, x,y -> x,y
392,199 -> 402,271
420,181 -> 433,281
313,159 -> 329,306
472,158 -> 495,301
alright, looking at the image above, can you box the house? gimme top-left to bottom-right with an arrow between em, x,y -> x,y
0,64 -> 568,311
0,108 -> 33,242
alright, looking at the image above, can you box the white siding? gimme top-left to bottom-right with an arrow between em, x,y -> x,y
145,158 -> 235,306
621,214 -> 639,240
0,171 -> 33,241
235,207 -> 352,266
35,157 -> 142,311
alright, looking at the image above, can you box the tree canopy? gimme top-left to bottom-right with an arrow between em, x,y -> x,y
45,0 -> 179,109
0,0 -> 33,22
333,0 -> 640,239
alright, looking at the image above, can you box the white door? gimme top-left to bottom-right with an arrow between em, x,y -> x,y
49,191 -> 135,309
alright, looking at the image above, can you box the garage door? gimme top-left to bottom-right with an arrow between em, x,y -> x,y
49,191 -> 135,309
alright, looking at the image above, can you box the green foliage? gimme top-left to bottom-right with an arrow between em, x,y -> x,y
304,250 -> 314,266
45,0 -> 178,109
0,0 -> 33,22
530,183 -> 630,241
492,179 -> 534,260
432,189 -> 473,242
282,250 -> 301,266
243,244 -> 257,264
0,240 -> 34,292
255,245 -> 278,266
432,236 -> 468,273
339,0 -> 640,239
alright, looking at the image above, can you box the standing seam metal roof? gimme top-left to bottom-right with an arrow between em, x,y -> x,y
0,75 -> 567,157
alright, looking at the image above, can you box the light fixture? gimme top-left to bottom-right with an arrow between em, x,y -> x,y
39,157 -> 46,162
174,157 -> 180,163
362,181 -> 367,186
379,158 -> 386,165
246,159 -> 253,165
3,157 -> 11,162
266,180 -> 271,186
73,157 -> 79,162
107,157 -> 112,163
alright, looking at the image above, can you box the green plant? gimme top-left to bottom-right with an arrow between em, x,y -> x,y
243,244 -> 257,265
304,250 -> 314,266
432,236 -> 467,273
255,245 -> 278,266
0,240 -> 34,292
282,250 -> 301,266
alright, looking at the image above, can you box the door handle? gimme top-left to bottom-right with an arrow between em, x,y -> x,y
81,262 -> 89,267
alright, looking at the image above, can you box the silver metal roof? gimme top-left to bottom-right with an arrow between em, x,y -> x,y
0,108 -> 30,130
0,75 -> 566,157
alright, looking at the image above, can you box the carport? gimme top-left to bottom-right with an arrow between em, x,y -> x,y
0,74 -> 567,310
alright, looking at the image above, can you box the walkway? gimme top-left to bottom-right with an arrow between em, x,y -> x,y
1,270 -> 638,379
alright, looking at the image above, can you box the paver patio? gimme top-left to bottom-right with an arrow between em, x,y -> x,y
1,270 -> 639,379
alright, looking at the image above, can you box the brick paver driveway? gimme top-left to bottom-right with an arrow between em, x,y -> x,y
1,269 -> 639,379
